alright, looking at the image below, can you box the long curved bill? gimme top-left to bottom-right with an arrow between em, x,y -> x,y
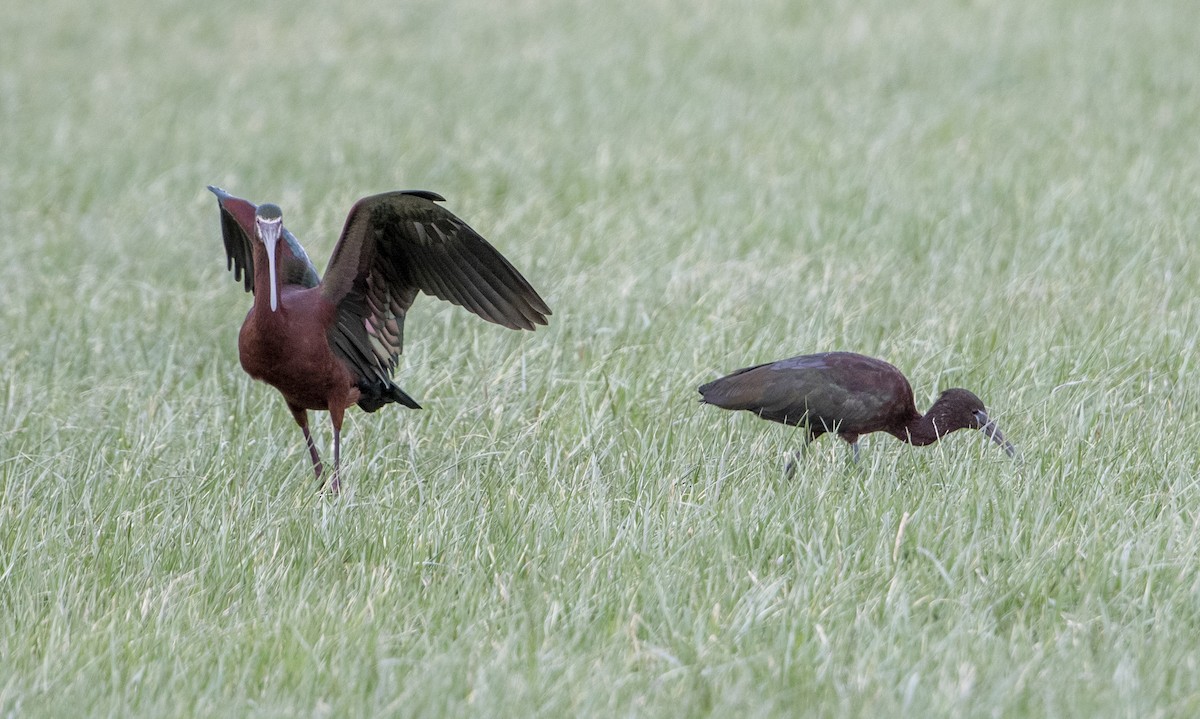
257,218 -> 282,311
979,417 -> 1016,457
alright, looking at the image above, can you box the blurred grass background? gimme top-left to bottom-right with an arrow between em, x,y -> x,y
3,0 -> 1200,715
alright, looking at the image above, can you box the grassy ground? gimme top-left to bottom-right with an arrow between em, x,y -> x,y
3,0 -> 1200,715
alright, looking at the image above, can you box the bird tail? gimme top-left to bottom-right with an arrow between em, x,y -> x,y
697,366 -> 764,410
357,380 -> 422,412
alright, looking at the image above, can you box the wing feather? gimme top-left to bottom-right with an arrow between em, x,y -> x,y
426,237 -> 512,324
320,191 -> 550,390
439,233 -> 526,326
209,185 -> 256,292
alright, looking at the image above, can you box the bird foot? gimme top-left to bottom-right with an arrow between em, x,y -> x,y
314,472 -> 341,496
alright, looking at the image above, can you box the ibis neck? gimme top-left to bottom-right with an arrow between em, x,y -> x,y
896,401 -> 969,446
898,413 -> 947,446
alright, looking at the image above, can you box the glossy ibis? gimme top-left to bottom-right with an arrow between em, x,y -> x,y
699,351 -> 1015,472
208,186 -> 551,492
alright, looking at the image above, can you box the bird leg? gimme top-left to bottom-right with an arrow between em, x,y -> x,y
784,436 -> 813,479
785,452 -> 802,479
328,405 -> 345,495
288,403 -> 325,481
839,432 -> 861,463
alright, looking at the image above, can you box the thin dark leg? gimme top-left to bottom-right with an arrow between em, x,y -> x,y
784,451 -> 802,480
288,403 -> 324,482
839,432 -> 861,464
328,405 -> 345,495
784,435 -> 812,479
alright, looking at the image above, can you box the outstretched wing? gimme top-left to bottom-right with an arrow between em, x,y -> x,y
206,185 -> 320,291
321,190 -> 551,387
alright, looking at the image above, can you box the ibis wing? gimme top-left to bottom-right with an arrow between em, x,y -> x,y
767,354 -> 900,430
206,185 -> 320,292
699,359 -> 829,426
322,190 -> 551,386
208,185 -> 256,292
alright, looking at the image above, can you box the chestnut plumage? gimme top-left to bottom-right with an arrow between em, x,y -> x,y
209,186 -> 551,492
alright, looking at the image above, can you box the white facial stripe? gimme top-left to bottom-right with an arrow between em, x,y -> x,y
257,219 -> 282,312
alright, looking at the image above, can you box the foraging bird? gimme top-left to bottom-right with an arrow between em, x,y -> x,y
208,186 -> 551,492
698,351 -> 1015,472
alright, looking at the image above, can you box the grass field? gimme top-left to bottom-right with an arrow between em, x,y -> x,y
3,0 -> 1200,715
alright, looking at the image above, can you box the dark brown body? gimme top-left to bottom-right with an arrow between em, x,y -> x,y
699,351 -> 1014,466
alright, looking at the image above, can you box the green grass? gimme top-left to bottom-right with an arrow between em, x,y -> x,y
3,0 -> 1200,715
